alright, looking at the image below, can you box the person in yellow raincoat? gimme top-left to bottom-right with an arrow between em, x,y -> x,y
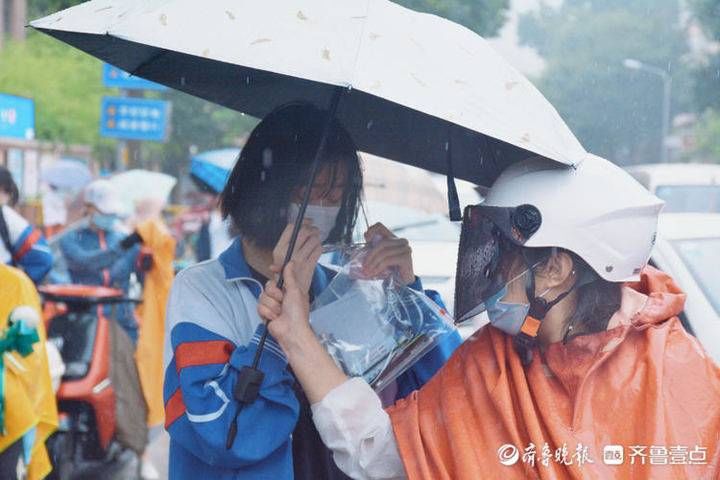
0,265 -> 58,480
131,199 -> 176,480
258,154 -> 720,479
133,208 -> 176,429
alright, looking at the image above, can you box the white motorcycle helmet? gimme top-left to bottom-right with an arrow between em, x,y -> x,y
454,154 -> 664,334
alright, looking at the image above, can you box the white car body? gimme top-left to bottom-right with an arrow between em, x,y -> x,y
625,163 -> 720,213
651,213 -> 720,363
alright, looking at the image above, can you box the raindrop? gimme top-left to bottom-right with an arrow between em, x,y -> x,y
180,76 -> 186,86
245,76 -> 251,85
159,13 -> 168,26
366,120 -> 374,130
260,171 -> 266,182
262,148 -> 273,168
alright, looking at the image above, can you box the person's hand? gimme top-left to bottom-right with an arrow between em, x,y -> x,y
258,262 -> 349,404
362,223 -> 415,285
257,262 -> 312,345
271,220 -> 322,294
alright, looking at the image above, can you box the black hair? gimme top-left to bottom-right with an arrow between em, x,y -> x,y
0,166 -> 19,206
513,246 -> 622,363
220,103 -> 363,249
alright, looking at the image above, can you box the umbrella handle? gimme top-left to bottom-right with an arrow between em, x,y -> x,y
227,86 -> 348,450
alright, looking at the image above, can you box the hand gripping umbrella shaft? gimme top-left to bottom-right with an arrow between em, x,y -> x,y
226,86 -> 347,449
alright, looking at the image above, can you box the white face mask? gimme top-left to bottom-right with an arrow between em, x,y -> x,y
288,202 -> 341,242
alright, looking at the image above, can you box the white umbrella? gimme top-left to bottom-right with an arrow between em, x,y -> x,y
31,0 -> 586,188
32,1 -> 589,418
109,169 -> 177,215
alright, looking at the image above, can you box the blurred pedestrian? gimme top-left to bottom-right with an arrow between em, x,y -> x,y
57,179 -> 152,472
40,183 -> 68,237
0,167 -> 53,284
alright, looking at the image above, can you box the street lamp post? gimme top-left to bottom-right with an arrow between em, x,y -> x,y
623,58 -> 672,163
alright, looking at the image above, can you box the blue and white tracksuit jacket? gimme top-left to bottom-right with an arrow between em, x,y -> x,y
0,205 -> 52,284
163,238 -> 461,479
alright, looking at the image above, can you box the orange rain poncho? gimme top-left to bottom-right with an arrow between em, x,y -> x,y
389,267 -> 720,479
135,219 -> 176,427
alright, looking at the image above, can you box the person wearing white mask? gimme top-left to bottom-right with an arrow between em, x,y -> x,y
163,103 -> 461,480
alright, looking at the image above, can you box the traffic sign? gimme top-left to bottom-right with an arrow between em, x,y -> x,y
0,93 -> 35,140
100,96 -> 170,141
103,63 -> 168,91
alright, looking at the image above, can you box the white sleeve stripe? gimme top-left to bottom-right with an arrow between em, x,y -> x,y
186,368 -> 232,424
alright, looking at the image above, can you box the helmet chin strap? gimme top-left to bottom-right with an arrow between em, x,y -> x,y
514,257 -> 579,356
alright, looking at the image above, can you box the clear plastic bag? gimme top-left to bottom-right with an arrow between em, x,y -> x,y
310,243 -> 457,392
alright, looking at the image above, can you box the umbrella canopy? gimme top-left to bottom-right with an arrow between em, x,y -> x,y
31,0 -> 586,187
40,158 -> 92,190
108,169 -> 177,215
189,148 -> 240,194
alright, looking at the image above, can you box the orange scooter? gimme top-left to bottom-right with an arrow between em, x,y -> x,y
40,285 -> 141,480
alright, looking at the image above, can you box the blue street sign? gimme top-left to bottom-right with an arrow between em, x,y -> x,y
0,93 -> 35,140
102,63 -> 168,91
100,96 -> 170,141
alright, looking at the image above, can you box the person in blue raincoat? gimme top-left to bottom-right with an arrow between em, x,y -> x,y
58,179 -> 145,343
163,103 -> 462,480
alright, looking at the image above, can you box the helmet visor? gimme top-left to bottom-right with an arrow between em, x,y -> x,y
454,203 -> 542,324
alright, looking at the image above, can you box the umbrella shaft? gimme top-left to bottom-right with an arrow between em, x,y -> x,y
252,86 -> 347,371
276,86 -> 346,290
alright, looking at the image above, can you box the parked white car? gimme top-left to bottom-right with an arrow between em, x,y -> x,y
651,213 -> 720,363
625,163 -> 720,213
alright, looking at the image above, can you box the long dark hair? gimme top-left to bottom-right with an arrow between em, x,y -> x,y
220,103 -> 363,249
0,166 -> 19,206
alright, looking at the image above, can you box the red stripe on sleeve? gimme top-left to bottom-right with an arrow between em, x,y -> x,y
174,340 -> 234,373
164,388 -> 186,429
13,228 -> 41,262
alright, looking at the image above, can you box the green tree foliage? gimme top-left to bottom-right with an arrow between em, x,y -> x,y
393,0 -> 509,37
518,0 -> 690,164
0,32 -> 108,145
690,0 -> 720,38
694,110 -> 720,161
688,0 -> 720,111
27,0 -> 81,19
688,0 -> 720,162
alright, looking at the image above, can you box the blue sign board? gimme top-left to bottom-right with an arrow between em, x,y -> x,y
0,93 -> 35,140
102,63 -> 167,91
100,96 -> 170,142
